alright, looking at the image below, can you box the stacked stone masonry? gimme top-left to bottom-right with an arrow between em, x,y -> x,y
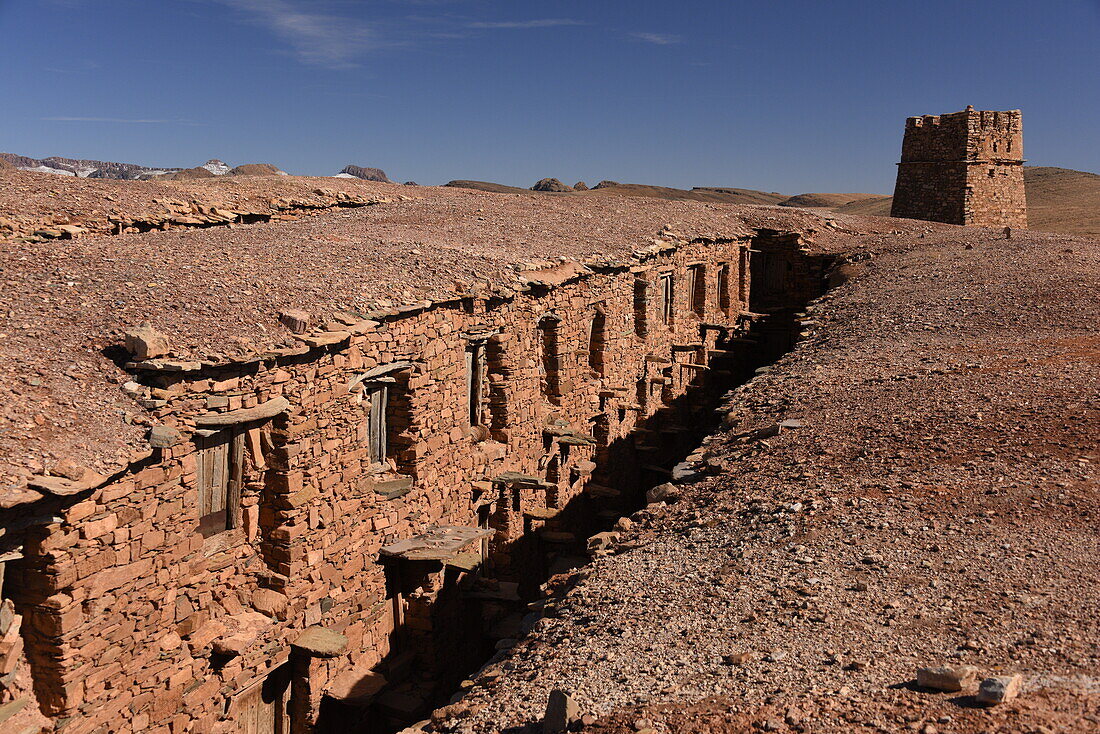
0,232 -> 821,734
890,106 -> 1027,228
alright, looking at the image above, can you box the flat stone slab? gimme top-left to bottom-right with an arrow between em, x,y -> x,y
327,667 -> 387,705
380,525 -> 493,562
370,476 -> 413,500
0,697 -> 28,726
195,396 -> 290,427
292,626 -> 348,658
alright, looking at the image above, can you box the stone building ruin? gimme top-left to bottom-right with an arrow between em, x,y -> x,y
0,212 -> 830,734
891,106 -> 1027,228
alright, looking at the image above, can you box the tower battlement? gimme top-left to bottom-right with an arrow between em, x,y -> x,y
891,106 -> 1026,227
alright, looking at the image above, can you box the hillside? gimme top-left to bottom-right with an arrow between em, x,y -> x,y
445,179 -> 790,206
586,183 -> 788,206
779,192 -> 889,209
1023,166 -> 1100,237
229,163 -> 285,176
445,180 -> 533,195
833,195 -> 893,217
836,166 -> 1100,237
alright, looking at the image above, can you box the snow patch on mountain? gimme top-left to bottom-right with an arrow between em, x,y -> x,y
21,165 -> 76,176
201,159 -> 231,176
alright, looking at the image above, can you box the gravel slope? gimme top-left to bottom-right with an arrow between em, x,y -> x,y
446,227 -> 1100,734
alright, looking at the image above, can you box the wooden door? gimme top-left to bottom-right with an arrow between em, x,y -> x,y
233,665 -> 290,734
196,429 -> 243,536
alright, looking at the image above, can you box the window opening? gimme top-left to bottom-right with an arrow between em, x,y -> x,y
689,264 -> 706,316
588,310 -> 607,376
659,273 -> 674,326
538,315 -> 563,400
717,263 -> 731,315
466,341 -> 488,427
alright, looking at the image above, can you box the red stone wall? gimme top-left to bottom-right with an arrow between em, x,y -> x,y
8,234 -> 817,733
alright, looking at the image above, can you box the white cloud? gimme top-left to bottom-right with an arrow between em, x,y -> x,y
469,19 -> 584,29
629,31 -> 682,45
41,117 -> 179,123
219,0 -> 380,68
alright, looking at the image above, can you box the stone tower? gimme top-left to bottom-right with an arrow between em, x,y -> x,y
891,106 -> 1027,227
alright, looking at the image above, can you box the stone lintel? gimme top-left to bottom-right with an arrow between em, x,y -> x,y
291,626 -> 348,658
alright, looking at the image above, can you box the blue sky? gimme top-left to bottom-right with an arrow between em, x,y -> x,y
1,0 -> 1097,193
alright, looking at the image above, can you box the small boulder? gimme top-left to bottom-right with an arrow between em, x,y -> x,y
543,689 -> 579,734
977,674 -> 1022,706
251,588 -> 288,620
573,181 -> 589,191
279,309 -> 311,334
124,323 -> 170,360
148,425 -> 182,448
586,531 -> 620,556
646,482 -> 681,505
57,224 -> 87,238
916,665 -> 980,692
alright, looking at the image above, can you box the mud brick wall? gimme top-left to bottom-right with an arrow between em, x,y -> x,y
891,107 -> 1026,228
5,233 -> 816,734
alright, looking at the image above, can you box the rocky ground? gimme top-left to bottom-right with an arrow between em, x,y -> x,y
0,169 -> 410,242
1,169 -> 1095,732
441,228 -> 1100,733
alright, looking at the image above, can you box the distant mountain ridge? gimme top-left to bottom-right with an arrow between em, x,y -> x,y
1,153 -> 294,181
337,164 -> 391,182
0,152 -> 178,179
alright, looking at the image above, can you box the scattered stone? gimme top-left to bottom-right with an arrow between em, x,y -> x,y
124,323 -> 170,360
251,588 -> 288,619
279,309 -> 312,334
646,482 -> 681,504
587,531 -> 620,556
148,425 -> 182,448
977,674 -> 1022,706
916,665 -> 980,692
542,689 -> 579,733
